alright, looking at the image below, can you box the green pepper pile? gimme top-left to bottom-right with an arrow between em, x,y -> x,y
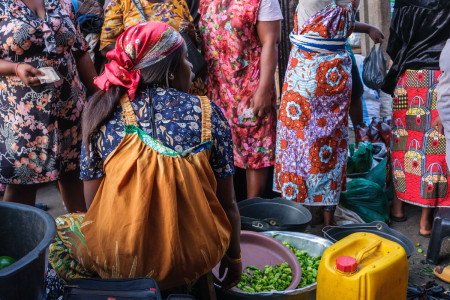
236,262 -> 292,293
282,241 -> 321,288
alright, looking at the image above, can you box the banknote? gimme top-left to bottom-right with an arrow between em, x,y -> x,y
36,67 -> 60,84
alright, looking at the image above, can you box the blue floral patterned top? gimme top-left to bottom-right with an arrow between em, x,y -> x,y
80,87 -> 235,180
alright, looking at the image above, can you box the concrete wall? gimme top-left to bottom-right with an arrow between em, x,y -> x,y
359,0 -> 392,57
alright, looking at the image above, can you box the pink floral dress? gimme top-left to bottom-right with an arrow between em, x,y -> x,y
274,1 -> 355,205
0,0 -> 87,185
199,0 -> 277,169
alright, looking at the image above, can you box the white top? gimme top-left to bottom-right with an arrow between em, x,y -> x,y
297,0 -> 352,26
258,0 -> 284,21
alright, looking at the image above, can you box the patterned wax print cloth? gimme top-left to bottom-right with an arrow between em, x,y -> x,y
100,0 -> 194,50
274,0 -> 356,205
199,0 -> 277,169
48,213 -> 96,282
391,69 -> 450,207
0,0 -> 88,185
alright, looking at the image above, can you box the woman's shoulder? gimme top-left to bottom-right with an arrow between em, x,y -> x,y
154,88 -> 202,105
153,88 -> 229,128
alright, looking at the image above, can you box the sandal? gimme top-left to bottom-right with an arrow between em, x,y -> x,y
434,265 -> 450,283
418,231 -> 431,238
390,214 -> 407,222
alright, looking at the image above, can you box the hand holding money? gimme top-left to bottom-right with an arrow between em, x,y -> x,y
15,64 -> 44,87
36,67 -> 60,84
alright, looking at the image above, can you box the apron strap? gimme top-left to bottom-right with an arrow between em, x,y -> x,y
198,96 -> 212,143
120,94 -> 139,127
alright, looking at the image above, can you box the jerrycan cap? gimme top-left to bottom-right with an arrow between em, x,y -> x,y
336,256 -> 357,273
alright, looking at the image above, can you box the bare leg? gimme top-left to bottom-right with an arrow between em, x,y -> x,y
349,96 -> 363,128
419,207 -> 435,236
58,171 -> 86,213
391,193 -> 404,218
323,211 -> 335,227
3,184 -> 39,206
246,167 -> 270,199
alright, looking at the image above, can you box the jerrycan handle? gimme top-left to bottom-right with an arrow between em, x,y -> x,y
356,240 -> 382,264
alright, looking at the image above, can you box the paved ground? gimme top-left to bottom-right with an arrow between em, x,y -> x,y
30,182 -> 450,290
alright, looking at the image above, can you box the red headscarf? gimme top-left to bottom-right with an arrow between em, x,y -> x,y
95,22 -> 184,99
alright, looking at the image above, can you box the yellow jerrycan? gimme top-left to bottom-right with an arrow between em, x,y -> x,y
317,232 -> 408,300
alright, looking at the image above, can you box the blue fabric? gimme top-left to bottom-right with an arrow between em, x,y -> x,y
77,14 -> 103,33
71,0 -> 78,12
290,33 -> 347,53
77,14 -> 99,24
80,87 -> 235,180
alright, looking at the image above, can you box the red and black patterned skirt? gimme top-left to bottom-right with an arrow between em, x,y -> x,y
391,69 -> 450,207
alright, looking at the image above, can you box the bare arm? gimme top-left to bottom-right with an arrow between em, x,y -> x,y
216,175 -> 242,289
101,43 -> 115,58
0,59 -> 43,86
251,20 -> 281,118
83,177 -> 102,209
354,21 -> 384,44
0,59 -> 17,76
217,175 -> 241,258
73,51 -> 99,95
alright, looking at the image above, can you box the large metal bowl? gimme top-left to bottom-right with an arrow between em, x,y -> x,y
214,231 -> 332,300
238,198 -> 312,232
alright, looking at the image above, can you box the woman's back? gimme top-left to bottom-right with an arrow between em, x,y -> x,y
80,87 -> 234,181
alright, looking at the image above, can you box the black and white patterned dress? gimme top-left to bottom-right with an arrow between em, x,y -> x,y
0,0 -> 87,184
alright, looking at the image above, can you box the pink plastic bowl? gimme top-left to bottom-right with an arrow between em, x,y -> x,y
213,230 -> 301,292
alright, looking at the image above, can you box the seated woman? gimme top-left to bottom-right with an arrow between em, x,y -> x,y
47,21 -> 241,296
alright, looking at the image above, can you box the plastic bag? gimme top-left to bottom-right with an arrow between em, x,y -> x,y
347,142 -> 373,174
372,142 -> 387,161
340,178 -> 390,223
407,281 -> 450,300
362,44 -> 387,90
365,157 -> 387,188
334,205 -> 365,226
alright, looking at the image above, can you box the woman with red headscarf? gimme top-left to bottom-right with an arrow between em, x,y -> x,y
45,21 -> 241,297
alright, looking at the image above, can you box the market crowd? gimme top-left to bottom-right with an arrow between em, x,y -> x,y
0,0 -> 449,297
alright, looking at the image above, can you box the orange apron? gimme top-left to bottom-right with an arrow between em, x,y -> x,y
79,94 -> 231,290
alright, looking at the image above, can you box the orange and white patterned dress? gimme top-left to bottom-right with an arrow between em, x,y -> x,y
274,1 -> 356,205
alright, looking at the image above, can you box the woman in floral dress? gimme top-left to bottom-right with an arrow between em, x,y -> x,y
200,0 -> 283,198
274,0 -> 357,226
0,0 -> 97,210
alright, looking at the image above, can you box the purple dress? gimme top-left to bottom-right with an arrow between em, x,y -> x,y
274,0 -> 355,206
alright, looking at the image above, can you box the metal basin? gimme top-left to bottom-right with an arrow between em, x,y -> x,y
238,198 -> 312,232
214,231 -> 332,300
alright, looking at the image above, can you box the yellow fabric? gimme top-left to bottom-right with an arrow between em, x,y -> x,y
100,0 -> 194,50
78,94 -> 231,290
